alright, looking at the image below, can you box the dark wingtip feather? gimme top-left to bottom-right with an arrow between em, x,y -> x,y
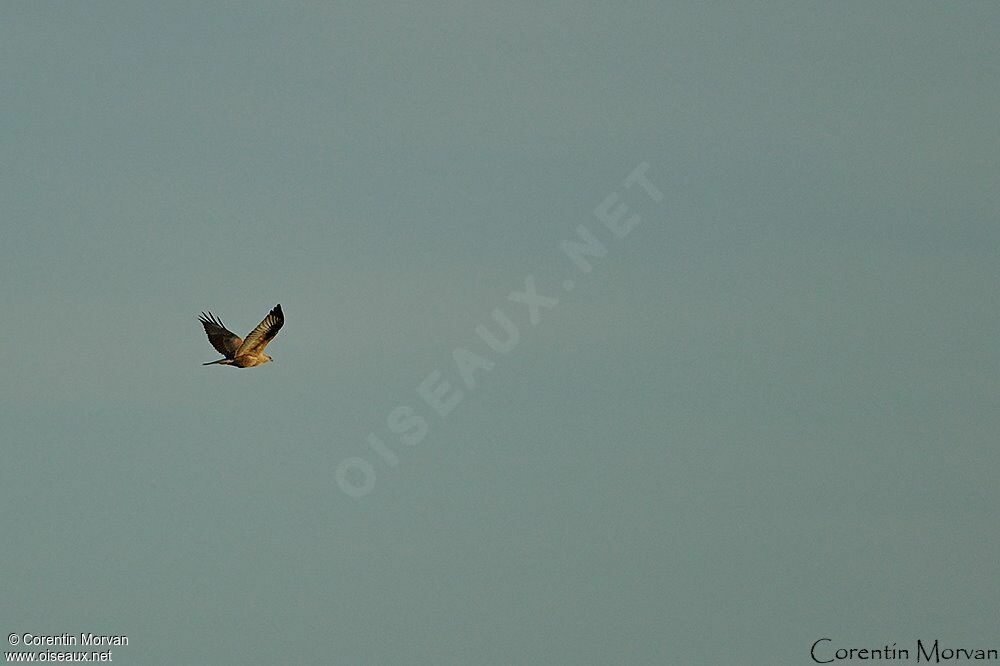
198,311 -> 227,329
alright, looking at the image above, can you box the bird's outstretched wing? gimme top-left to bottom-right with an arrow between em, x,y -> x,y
235,304 -> 284,356
199,312 -> 243,359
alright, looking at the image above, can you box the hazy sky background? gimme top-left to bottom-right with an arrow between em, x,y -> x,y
2,3 -> 998,664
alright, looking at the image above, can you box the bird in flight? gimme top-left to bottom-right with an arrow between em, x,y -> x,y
199,304 -> 284,368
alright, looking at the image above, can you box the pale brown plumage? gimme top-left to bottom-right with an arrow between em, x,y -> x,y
199,304 -> 284,368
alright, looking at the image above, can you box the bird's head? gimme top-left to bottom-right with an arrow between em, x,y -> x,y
264,354 -> 274,363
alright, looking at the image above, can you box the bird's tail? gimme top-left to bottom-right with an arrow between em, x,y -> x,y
203,359 -> 234,366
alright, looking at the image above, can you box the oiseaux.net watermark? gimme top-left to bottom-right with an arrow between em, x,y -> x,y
6,632 -> 127,662
335,162 -> 663,499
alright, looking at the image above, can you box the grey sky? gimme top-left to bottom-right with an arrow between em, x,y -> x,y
2,3 -> 998,664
